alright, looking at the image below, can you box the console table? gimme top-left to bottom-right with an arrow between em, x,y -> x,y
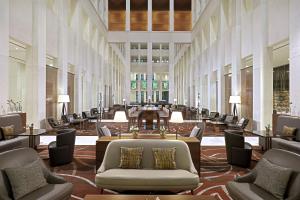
96,134 -> 200,173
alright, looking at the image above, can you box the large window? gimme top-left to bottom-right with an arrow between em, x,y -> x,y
273,65 -> 289,112
241,67 -> 253,129
46,66 -> 58,118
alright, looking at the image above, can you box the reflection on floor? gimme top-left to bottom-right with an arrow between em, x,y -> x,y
40,136 -> 259,146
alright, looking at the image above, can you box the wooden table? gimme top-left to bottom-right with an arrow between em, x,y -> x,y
96,134 -> 200,173
251,130 -> 274,151
84,195 -> 217,200
138,107 -> 160,130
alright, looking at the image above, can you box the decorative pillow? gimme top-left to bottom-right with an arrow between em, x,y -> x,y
5,160 -> 47,200
254,158 -> 292,199
100,126 -> 111,136
152,147 -> 176,169
1,125 -> 15,140
119,147 -> 143,169
189,126 -> 200,137
282,126 -> 297,137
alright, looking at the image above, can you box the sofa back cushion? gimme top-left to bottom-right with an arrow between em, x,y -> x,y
276,116 -> 300,141
0,114 -> 23,135
0,148 -> 45,200
103,139 -> 193,171
262,149 -> 300,199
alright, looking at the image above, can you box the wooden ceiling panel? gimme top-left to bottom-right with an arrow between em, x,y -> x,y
131,0 -> 148,10
153,0 -> 169,11
109,11 -> 125,31
152,11 -> 169,31
174,0 -> 191,11
109,0 -> 126,11
174,11 -> 191,31
131,11 -> 148,31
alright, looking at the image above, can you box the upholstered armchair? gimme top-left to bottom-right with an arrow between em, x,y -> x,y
47,117 -> 69,130
201,108 -> 209,117
227,117 -> 249,131
0,148 -> 73,200
224,131 -> 252,168
48,129 -> 76,166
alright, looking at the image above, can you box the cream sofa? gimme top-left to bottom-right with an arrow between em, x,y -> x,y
95,139 -> 200,193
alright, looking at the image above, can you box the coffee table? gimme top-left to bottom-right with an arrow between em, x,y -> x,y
84,195 -> 217,200
19,129 -> 48,148
251,130 -> 274,151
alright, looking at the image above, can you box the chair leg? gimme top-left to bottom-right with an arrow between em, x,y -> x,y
100,188 -> 104,194
191,190 -> 194,195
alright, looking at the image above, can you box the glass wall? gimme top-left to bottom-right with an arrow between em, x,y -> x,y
273,65 -> 289,112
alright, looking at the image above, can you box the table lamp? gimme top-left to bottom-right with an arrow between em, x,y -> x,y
113,111 -> 128,138
229,95 -> 241,117
58,95 -> 70,116
169,111 -> 184,139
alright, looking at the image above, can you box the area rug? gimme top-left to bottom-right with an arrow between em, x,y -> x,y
38,146 -> 262,200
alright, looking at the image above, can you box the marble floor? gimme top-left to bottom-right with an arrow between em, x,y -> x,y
40,136 -> 259,146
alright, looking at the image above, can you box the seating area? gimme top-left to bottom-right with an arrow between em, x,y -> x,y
1,0 -> 300,200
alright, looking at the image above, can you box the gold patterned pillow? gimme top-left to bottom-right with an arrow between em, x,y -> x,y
119,147 -> 143,169
282,126 -> 297,137
152,147 -> 176,169
1,125 -> 15,140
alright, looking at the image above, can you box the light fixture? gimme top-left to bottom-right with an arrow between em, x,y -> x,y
113,111 -> 128,138
169,111 -> 184,139
58,95 -> 70,116
229,95 -> 241,117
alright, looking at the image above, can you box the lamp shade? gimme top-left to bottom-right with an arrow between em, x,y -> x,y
169,111 -> 184,123
229,96 -> 241,104
58,95 -> 70,103
113,111 -> 128,122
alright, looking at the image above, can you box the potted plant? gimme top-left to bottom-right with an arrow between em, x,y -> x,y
160,126 -> 167,139
265,124 -> 271,135
130,126 -> 139,139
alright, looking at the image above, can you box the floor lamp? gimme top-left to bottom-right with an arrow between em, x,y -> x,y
169,111 -> 184,139
113,111 -> 128,138
229,96 -> 241,117
58,95 -> 70,116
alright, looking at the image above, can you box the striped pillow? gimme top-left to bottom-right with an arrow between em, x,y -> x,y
119,147 -> 143,169
153,148 -> 176,169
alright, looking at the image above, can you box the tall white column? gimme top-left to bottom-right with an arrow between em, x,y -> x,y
0,0 -> 9,113
169,0 -> 174,31
253,1 -> 273,130
148,0 -> 152,31
126,0 -> 130,31
169,42 -> 175,103
57,0 -> 68,116
290,0 -> 300,115
25,0 -> 47,127
231,0 -> 242,116
125,42 -> 131,102
147,42 -> 153,101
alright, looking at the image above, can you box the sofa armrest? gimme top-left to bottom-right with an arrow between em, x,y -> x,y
46,173 -> 66,184
97,162 -> 106,173
235,171 -> 256,183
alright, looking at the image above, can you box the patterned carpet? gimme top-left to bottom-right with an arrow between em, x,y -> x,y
39,145 -> 262,200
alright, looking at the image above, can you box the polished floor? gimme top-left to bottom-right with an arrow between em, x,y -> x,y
40,136 -> 259,146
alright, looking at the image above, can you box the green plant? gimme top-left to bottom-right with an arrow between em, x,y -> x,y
265,124 -> 271,131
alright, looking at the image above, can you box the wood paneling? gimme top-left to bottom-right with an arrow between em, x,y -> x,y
46,67 -> 57,118
152,11 -> 169,31
174,11 -> 191,31
131,11 -> 148,31
109,11 -> 125,31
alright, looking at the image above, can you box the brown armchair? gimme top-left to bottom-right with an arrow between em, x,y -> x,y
224,131 -> 252,168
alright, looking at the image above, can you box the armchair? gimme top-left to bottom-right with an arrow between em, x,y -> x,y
227,117 -> 249,131
224,131 -> 252,168
47,117 -> 69,130
0,148 -> 73,200
48,129 -> 76,166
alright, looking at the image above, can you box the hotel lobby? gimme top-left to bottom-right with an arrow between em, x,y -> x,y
1,0 -> 300,200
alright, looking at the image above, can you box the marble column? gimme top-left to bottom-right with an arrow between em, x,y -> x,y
289,0 -> 300,115
125,42 -> 131,102
57,0 -> 68,116
169,42 -> 175,103
147,42 -> 153,101
25,0 -> 47,128
0,0 -> 9,113
252,0 -> 273,130
148,0 -> 152,32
